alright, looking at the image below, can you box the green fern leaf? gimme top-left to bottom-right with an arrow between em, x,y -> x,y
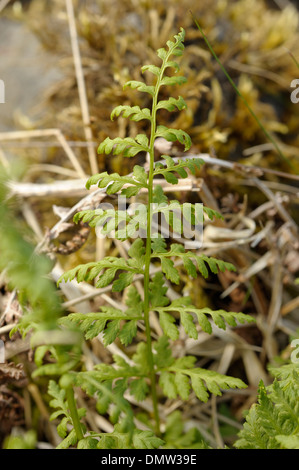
65,305 -> 141,344
159,311 -> 179,340
160,257 -> 180,284
98,136 -> 149,157
156,125 -> 191,151
129,378 -> 149,402
132,430 -> 164,449
159,371 -> 177,399
156,96 -> 187,112
149,272 -> 169,308
153,336 -> 175,370
154,300 -> 254,338
57,257 -> 143,291
174,372 -> 191,400
123,80 -> 155,97
111,105 -> 152,122
141,64 -> 161,76
160,76 -> 187,87
163,360 -> 247,402
235,365 -> 299,449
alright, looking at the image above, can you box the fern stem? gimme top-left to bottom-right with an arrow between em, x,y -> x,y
66,387 -> 84,442
142,74 -> 162,436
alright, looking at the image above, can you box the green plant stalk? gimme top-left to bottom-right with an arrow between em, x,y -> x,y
142,78 -> 161,438
287,49 -> 299,70
142,43 -> 181,435
65,387 -> 84,441
190,11 -> 292,169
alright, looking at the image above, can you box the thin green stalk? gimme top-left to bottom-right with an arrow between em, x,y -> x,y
190,11 -> 293,169
287,49 -> 299,70
142,45 -> 179,435
65,387 -> 84,441
143,83 -> 160,437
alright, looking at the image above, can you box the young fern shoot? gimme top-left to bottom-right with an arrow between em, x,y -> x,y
57,28 -> 255,448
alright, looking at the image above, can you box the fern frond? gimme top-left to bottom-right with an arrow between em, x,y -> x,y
57,253 -> 144,292
123,80 -> 155,97
60,283 -> 144,346
155,340 -> 247,402
163,410 -> 210,449
85,166 -> 148,194
152,243 -> 236,284
156,96 -> 187,112
155,299 -> 255,339
155,125 -> 191,151
62,309 -> 139,346
98,135 -> 149,157
48,380 -> 86,448
154,155 -> 204,182
95,427 -> 164,450
111,105 -> 152,122
235,365 -> 299,449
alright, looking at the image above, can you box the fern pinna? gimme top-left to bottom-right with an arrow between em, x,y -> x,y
55,28 -> 255,449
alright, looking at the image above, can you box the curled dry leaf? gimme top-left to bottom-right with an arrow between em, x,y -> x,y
0,362 -> 26,386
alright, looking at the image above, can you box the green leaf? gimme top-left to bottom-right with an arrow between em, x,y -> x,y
153,184 -> 168,204
141,64 -> 161,76
98,136 -> 149,157
133,342 -> 151,375
160,76 -> 187,87
48,380 -> 68,421
161,257 -> 180,284
275,435 -> 299,450
125,285 -> 143,311
157,47 -> 167,61
149,272 -> 169,308
111,105 -> 152,122
190,375 -> 209,403
153,248 -> 237,280
163,171 -> 178,184
153,336 -> 174,369
78,437 -> 98,449
235,366 -> 299,449
65,305 -> 141,343
162,363 -> 247,402
132,430 -> 164,449
156,125 -> 192,151
155,300 -> 255,338
124,80 -> 155,97
156,96 -> 187,112
57,428 -> 78,449
164,60 -> 180,71
151,236 -> 167,254
128,238 -> 145,263
118,320 -> 138,346
133,165 -> 147,185
129,378 -> 149,402
174,372 -> 190,400
159,311 -> 179,340
112,272 -> 135,292
57,257 -> 142,289
180,310 -> 198,339
203,206 -> 223,221
135,134 -> 149,148
159,371 -> 177,399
